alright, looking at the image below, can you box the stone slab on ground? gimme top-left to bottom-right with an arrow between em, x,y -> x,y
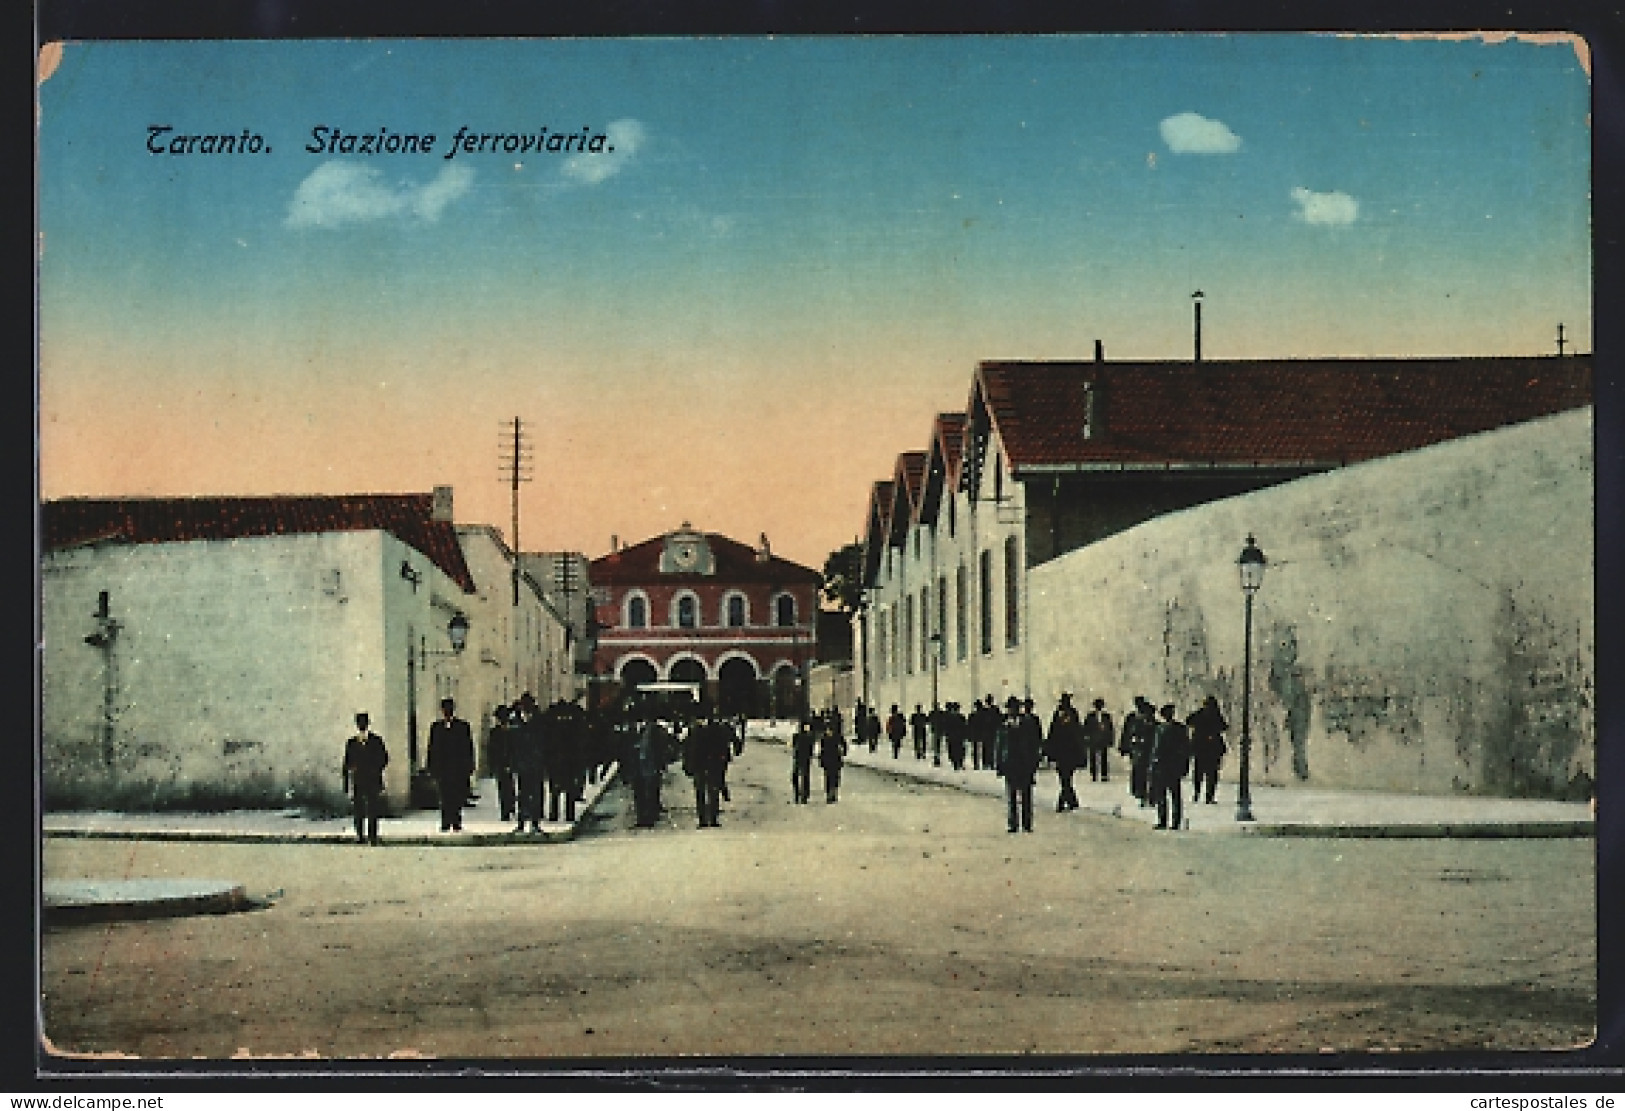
44,878 -> 248,925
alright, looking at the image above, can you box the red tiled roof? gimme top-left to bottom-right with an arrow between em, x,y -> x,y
918,413 -> 967,525
43,494 -> 477,592
936,412 -> 967,479
974,356 -> 1591,470
887,452 -> 928,544
589,531 -> 820,586
861,480 -> 895,585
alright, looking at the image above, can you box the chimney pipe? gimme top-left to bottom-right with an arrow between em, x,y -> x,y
431,485 -> 454,523
1192,291 -> 1204,363
1094,339 -> 1104,363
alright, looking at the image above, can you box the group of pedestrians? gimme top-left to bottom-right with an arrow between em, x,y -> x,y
487,694 -> 616,834
791,709 -> 849,803
858,690 -> 1231,834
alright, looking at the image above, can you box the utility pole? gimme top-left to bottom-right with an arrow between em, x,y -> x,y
1556,323 -> 1567,356
498,417 -> 534,607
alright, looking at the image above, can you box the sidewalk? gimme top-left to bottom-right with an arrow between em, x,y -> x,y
43,766 -> 621,846
837,741 -> 1594,838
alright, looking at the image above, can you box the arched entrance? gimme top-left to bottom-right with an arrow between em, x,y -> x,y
668,657 -> 707,687
618,657 -> 657,696
717,656 -> 759,718
770,663 -> 801,721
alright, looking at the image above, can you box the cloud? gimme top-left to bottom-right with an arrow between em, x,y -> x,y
561,118 -> 646,186
284,162 -> 474,229
1159,112 -> 1242,155
1290,186 -> 1359,226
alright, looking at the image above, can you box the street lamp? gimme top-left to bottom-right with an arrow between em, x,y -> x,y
1235,534 -> 1266,822
420,611 -> 470,666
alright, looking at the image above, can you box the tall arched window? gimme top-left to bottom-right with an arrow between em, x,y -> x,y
775,593 -> 796,627
677,594 -> 698,629
626,594 -> 648,629
1004,535 -> 1021,648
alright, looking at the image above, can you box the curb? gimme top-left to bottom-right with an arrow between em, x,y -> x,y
43,879 -> 248,926
44,765 -> 621,848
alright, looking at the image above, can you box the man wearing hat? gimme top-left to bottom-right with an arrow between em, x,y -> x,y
1046,693 -> 1085,811
1149,703 -> 1192,831
341,711 -> 389,845
427,696 -> 475,832
487,705 -> 517,823
995,696 -> 1041,832
1082,697 -> 1114,783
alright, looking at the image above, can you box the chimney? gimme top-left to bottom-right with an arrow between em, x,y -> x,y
757,532 -> 772,562
1192,290 -> 1204,363
610,534 -> 619,553
1094,339 -> 1104,363
431,485 -> 454,523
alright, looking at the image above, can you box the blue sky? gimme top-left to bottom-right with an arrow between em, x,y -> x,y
38,35 -> 1592,565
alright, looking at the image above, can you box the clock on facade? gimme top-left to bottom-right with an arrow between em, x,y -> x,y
673,542 -> 699,570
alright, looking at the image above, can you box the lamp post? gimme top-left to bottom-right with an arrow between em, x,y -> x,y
929,630 -> 943,711
1235,534 -> 1266,822
409,611 -> 470,781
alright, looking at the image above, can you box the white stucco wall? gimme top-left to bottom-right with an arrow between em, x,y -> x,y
1026,408 -> 1593,798
42,529 -> 468,810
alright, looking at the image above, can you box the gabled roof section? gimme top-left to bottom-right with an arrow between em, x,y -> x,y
972,356 -> 1592,473
861,480 -> 895,587
44,493 -> 478,592
589,530 -> 820,585
886,451 -> 928,547
918,412 -> 968,526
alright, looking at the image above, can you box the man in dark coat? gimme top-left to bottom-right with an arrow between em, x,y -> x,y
944,702 -> 969,770
886,705 -> 906,758
819,716 -> 848,802
1120,697 -> 1157,807
1082,697 -> 1114,782
511,695 -> 546,834
971,695 -> 1001,771
684,709 -> 732,828
341,712 -> 389,845
1046,693 -> 1085,812
1187,695 -> 1229,804
426,697 -> 474,832
909,704 -> 929,760
544,698 -> 586,823
1150,703 -> 1192,832
995,696 -> 1040,832
487,706 -> 516,823
632,712 -> 671,829
791,718 -> 816,803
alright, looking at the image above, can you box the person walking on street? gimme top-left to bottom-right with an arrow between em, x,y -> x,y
819,717 -> 848,802
865,706 -> 881,754
1150,703 -> 1192,831
791,718 -> 816,803
886,705 -> 906,758
1120,697 -> 1156,807
969,696 -> 997,772
1046,693 -> 1085,811
1082,697 -> 1114,782
632,711 -> 671,829
341,712 -> 389,845
426,697 -> 474,833
945,702 -> 969,770
684,708 -> 730,828
511,696 -> 546,833
1187,695 -> 1229,805
995,696 -> 1040,832
487,706 -> 517,823
910,704 -> 929,761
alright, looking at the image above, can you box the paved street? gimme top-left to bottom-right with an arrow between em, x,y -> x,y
41,738 -> 1595,1059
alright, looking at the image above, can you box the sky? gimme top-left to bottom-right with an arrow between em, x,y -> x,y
37,35 -> 1593,570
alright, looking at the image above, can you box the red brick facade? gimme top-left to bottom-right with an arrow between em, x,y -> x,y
590,526 -> 821,716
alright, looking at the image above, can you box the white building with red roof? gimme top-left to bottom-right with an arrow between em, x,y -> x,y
41,487 -> 570,810
856,354 -> 1593,798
